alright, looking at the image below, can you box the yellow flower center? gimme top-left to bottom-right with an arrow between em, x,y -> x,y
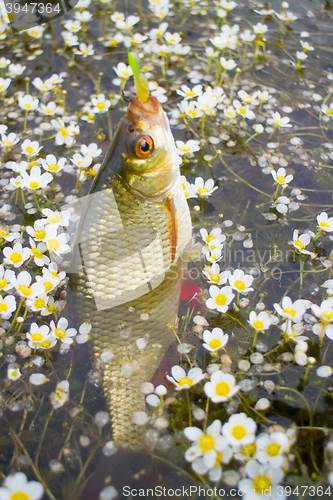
185,91 -> 195,97
253,320 -> 264,330
34,298 -> 45,309
0,278 -> 7,289
234,280 -> 246,291
276,175 -> 286,184
177,376 -> 193,387
231,425 -> 246,440
319,221 -> 330,228
40,339 -> 52,348
10,252 -> 22,264
215,293 -> 227,306
34,229 -> 46,240
32,247 -> 43,258
18,284 -> 32,296
209,273 -> 221,283
283,307 -> 296,317
10,370 -> 18,378
2,140 -> 12,147
48,214 -> 61,224
188,110 -> 197,118
48,239 -> 60,251
325,109 -> 333,116
0,229 -> 9,238
242,442 -> 257,457
25,146 -> 33,153
48,163 -> 59,172
31,332 -> 44,341
29,181 -> 39,189
253,475 -> 272,494
0,303 -> 8,312
97,102 -> 106,110
54,327 -> 66,339
180,147 -> 190,153
205,235 -> 216,243
322,311 -> 333,321
266,442 -> 281,457
60,126 -> 69,138
209,338 -> 222,350
43,281 -> 53,292
215,381 -> 230,397
25,104 -> 32,109
198,434 -> 215,452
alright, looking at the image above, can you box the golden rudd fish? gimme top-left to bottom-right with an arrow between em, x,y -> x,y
69,95 -> 192,446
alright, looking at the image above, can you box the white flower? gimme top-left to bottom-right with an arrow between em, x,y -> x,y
114,15 -> 140,30
1,132 -> 19,150
238,90 -> 253,103
14,271 -> 43,299
0,77 -> 11,93
184,420 -> 231,469
180,175 -> 198,199
204,371 -> 240,403
71,153 -> 93,169
75,43 -> 94,57
317,212 -> 333,232
267,111 -> 292,128
61,31 -> 79,46
3,242 -> 31,267
176,84 -> 202,100
27,26 -> 44,38
248,311 -> 271,331
30,373 -> 50,385
166,365 -> 205,390
81,143 -> 102,158
0,472 -> 44,500
164,31 -> 181,44
322,104 -> 333,118
8,63 -> 26,78
41,154 -> 66,174
294,344 -> 308,366
27,323 -> 56,350
45,228 -> 70,256
254,90 -> 272,103
194,177 -> 218,198
271,167 -> 293,187
240,29 -> 255,43
281,321 -> 308,350
178,100 -> 203,119
228,269 -> 254,294
7,366 -> 22,381
255,432 -> 290,467
222,412 -> 257,446
202,264 -> 230,286
51,118 -> 76,146
220,57 -> 237,70
224,106 -> 237,119
76,322 -> 92,343
21,166 -> 52,190
29,238 -> 50,267
202,327 -> 229,352
32,77 -> 56,92
21,139 -> 42,157
273,296 -> 310,322
253,22 -> 268,34
0,265 -> 16,292
238,460 -> 285,500
176,140 -> 200,155
91,94 -> 111,113
64,19 -> 82,32
206,285 -> 235,313
233,100 -> 255,120
200,228 -> 226,251
27,294 -> 49,313
50,380 -> 70,409
113,62 -> 133,80
40,208 -> 70,229
292,229 -> 313,256
18,94 -> 39,111
50,317 -> 77,345
0,295 -> 16,319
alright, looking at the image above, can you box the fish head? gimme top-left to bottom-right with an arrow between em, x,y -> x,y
92,96 -> 180,199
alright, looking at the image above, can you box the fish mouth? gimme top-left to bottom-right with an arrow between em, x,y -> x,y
125,95 -> 166,128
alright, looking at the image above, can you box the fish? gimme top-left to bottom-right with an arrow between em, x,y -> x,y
68,95 -> 192,447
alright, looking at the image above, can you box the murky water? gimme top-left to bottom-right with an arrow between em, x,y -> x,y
1,0 -> 333,498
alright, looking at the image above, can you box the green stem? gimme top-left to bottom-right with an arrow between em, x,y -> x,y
33,190 -> 41,213
186,391 -> 192,426
7,297 -> 24,334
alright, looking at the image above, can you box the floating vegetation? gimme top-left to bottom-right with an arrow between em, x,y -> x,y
0,0 -> 333,498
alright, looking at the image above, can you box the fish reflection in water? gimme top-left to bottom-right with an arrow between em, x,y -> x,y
67,95 -> 192,456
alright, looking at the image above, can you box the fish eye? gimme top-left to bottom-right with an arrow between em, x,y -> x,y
135,136 -> 154,158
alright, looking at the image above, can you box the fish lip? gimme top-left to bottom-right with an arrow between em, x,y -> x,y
126,95 -> 164,127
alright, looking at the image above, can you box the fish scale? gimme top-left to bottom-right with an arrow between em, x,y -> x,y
69,95 -> 192,446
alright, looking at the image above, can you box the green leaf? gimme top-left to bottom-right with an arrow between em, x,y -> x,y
128,52 -> 140,80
